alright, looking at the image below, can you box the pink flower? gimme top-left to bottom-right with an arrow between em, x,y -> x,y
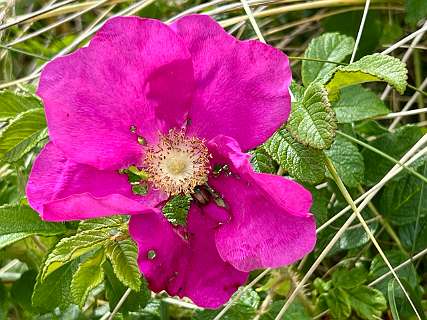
26,15 -> 316,308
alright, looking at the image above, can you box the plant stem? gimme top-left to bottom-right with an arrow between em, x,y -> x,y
357,185 -> 407,254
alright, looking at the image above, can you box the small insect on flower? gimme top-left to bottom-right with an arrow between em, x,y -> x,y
26,14 -> 316,308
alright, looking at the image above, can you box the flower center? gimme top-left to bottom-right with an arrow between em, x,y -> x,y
144,129 -> 210,195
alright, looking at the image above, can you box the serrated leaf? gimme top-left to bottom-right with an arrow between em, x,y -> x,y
379,164 -> 427,225
302,32 -> 354,86
325,54 -> 408,101
105,239 -> 141,291
264,129 -> 325,184
369,251 -> 419,295
0,204 -> 66,249
325,135 -> 364,188
333,85 -> 390,123
332,267 -> 368,289
0,90 -> 42,121
195,289 -> 260,320
0,108 -> 47,162
162,195 -> 191,226
362,125 -> 423,186
348,286 -> 387,320
287,82 -> 337,149
249,147 -> 277,173
71,249 -> 105,308
32,260 -> 79,312
77,216 -> 125,233
325,288 -> 352,319
104,261 -> 150,313
41,228 -> 111,280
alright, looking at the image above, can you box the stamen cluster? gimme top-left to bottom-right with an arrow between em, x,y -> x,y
144,129 -> 210,195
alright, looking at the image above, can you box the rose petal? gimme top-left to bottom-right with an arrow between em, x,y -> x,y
129,205 -> 248,308
171,14 -> 291,151
206,135 -> 316,272
26,142 -> 167,221
38,17 -> 194,170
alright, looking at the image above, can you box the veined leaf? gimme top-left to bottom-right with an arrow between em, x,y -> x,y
325,135 -> 364,188
40,228 -> 111,280
287,82 -> 336,149
162,195 -> 191,226
0,204 -> 66,249
71,249 -> 106,307
32,260 -> 79,312
302,32 -> 354,86
0,108 -> 47,162
264,128 -> 326,184
249,147 -> 277,174
104,261 -> 150,313
0,91 -> 42,121
325,54 -> 407,101
105,239 -> 141,292
333,85 -> 390,123
325,288 -> 352,319
77,216 -> 125,233
348,286 -> 387,320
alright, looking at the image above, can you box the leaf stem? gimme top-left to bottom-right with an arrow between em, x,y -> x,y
288,56 -> 347,65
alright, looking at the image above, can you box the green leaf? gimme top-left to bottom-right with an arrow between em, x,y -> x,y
264,129 -> 326,184
11,270 -> 38,310
77,215 -> 125,233
105,239 -> 141,292
32,260 -> 79,312
287,82 -> 336,149
325,54 -> 408,101
347,286 -> 387,320
249,147 -> 277,173
369,251 -> 419,295
332,267 -> 368,289
325,135 -> 364,188
325,288 -> 352,319
104,261 -> 150,314
405,0 -> 427,26
0,90 -> 42,121
260,301 -> 311,320
41,228 -> 111,280
0,204 -> 66,249
379,163 -> 427,225
71,249 -> 105,308
388,280 -> 401,320
162,195 -> 191,226
195,289 -> 260,320
332,86 -> 390,123
362,125 -> 423,186
0,108 -> 47,162
302,32 -> 354,86
386,278 -> 425,320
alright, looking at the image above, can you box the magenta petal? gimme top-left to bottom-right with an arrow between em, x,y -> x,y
38,17 -> 194,170
207,135 -> 316,272
26,142 -> 167,221
129,205 -> 248,308
171,14 -> 292,151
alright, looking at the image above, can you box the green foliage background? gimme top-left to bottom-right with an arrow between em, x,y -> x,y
0,0 -> 427,319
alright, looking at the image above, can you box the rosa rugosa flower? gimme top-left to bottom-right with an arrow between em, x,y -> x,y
26,15 -> 316,308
